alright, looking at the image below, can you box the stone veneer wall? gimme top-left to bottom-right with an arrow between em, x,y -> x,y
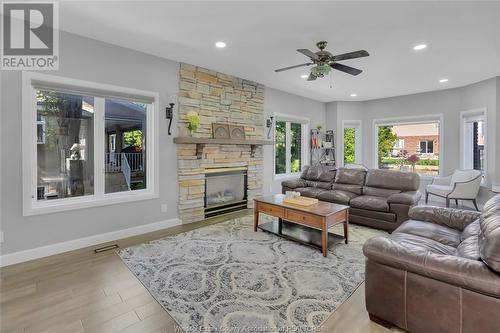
176,63 -> 265,223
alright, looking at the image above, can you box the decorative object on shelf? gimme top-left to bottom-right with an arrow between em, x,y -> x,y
186,111 -> 199,136
310,129 -> 336,166
266,116 -> 274,139
316,125 -> 322,131
212,123 -> 230,139
229,125 -> 245,139
70,143 -> 82,160
165,103 -> 175,136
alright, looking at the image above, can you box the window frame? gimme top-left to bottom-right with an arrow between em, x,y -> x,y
340,120 -> 362,166
273,113 -> 309,179
460,108 -> 487,185
22,72 -> 159,216
418,140 -> 434,154
372,114 -> 444,179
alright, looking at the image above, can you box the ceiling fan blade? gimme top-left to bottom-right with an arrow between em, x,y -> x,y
330,63 -> 363,76
331,50 -> 369,62
307,73 -> 317,81
274,63 -> 312,72
297,49 -> 319,61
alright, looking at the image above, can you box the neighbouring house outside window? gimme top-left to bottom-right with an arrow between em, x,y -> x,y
377,121 -> 440,176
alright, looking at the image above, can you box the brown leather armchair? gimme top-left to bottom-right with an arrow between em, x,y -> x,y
363,194 -> 500,333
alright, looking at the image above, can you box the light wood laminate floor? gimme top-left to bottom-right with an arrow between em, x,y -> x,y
1,210 -> 401,333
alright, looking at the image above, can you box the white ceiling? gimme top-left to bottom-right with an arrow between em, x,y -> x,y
59,1 -> 500,102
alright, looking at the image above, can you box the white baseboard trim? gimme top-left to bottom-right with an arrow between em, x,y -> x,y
0,217 -> 182,268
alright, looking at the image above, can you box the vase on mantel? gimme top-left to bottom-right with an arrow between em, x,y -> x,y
186,111 -> 199,137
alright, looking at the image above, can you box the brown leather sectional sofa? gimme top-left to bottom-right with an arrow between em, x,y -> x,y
282,165 -> 421,231
363,194 -> 500,333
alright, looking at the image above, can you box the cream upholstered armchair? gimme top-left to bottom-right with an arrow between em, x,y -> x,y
425,169 -> 482,210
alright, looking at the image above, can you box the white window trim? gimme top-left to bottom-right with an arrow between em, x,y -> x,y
22,72 -> 160,216
460,107 -> 487,186
372,114 -> 444,179
273,113 -> 309,180
340,120 -> 362,166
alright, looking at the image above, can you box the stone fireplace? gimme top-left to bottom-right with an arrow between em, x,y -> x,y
176,64 -> 266,223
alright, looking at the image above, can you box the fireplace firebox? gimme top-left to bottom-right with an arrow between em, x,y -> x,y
204,167 -> 247,218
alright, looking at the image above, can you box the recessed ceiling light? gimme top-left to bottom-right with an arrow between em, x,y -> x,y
215,41 -> 226,48
439,78 -> 449,83
350,93 -> 357,97
300,74 -> 308,79
413,44 -> 427,51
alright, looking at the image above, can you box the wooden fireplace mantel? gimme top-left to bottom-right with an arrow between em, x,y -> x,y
173,137 -> 274,159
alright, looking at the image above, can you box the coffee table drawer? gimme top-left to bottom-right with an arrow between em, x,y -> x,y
285,209 -> 322,228
258,203 -> 285,218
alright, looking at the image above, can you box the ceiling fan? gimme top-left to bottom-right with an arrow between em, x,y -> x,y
275,41 -> 369,81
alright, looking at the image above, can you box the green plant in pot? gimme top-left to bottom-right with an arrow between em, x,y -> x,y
186,111 -> 200,136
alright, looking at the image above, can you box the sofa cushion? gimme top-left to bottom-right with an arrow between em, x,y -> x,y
294,187 -> 326,198
317,190 -> 358,205
365,169 -> 420,191
478,194 -> 500,273
349,207 -> 396,222
461,218 -> 480,241
335,168 -> 366,185
305,180 -> 332,190
456,235 -> 481,260
281,178 -> 306,190
332,183 -> 363,195
301,165 -> 335,182
350,195 -> 389,212
395,220 -> 461,247
363,186 -> 401,197
387,233 -> 457,255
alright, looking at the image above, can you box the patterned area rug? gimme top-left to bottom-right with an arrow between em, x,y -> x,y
118,215 -> 383,332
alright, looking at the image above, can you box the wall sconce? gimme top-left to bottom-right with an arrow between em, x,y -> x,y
266,116 -> 274,139
166,103 -> 175,136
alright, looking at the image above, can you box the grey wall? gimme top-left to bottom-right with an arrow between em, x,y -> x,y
1,32 -> 180,255
262,87 -> 326,195
326,77 -> 498,191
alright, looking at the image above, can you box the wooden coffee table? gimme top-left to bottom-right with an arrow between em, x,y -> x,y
254,194 -> 349,257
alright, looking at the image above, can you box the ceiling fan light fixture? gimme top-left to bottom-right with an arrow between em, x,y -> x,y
215,41 -> 226,48
311,64 -> 332,77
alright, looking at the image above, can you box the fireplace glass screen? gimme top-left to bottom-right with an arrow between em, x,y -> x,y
205,168 -> 247,217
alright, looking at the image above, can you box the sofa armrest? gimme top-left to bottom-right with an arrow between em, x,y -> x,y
363,236 -> 500,297
408,206 -> 481,231
387,191 -> 422,206
281,178 -> 306,190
